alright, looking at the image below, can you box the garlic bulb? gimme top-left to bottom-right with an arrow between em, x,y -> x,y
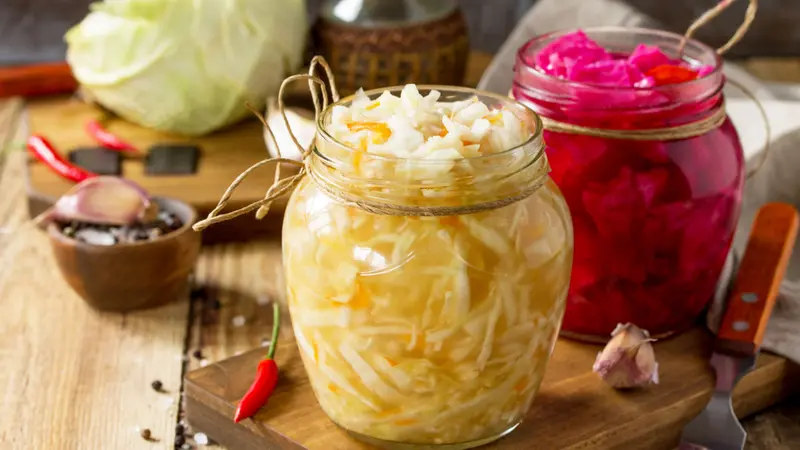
592,323 -> 659,389
263,97 -> 316,162
47,176 -> 153,226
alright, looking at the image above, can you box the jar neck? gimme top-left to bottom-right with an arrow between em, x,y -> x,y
309,136 -> 550,215
512,27 -> 726,130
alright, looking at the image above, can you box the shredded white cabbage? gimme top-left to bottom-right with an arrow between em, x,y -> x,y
326,85 -> 529,180
282,87 -> 573,445
283,178 -> 572,445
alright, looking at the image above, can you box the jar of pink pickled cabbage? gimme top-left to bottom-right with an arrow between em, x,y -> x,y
512,27 -> 745,341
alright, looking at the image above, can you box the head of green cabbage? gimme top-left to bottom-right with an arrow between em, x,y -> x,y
66,0 -> 307,136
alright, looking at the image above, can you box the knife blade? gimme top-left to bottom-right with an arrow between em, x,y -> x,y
679,202 -> 799,450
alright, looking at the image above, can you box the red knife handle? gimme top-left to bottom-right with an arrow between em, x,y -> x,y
716,202 -> 799,356
0,62 -> 78,99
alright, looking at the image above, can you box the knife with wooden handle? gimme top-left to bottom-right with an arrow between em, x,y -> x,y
0,62 -> 78,98
679,202 -> 799,450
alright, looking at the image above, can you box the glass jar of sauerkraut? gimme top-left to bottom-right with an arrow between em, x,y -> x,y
282,85 -> 573,449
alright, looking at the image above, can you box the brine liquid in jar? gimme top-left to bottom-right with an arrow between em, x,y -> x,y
282,85 -> 573,448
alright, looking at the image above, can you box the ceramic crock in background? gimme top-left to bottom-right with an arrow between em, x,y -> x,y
311,0 -> 470,95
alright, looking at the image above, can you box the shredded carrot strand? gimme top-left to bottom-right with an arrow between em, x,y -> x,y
487,113 -> 502,125
439,216 -> 461,228
394,418 -> 418,425
347,121 -> 392,142
350,280 -> 371,310
376,407 -> 402,418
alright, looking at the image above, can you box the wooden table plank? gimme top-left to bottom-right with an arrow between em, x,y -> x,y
741,58 -> 800,84
0,102 -> 190,449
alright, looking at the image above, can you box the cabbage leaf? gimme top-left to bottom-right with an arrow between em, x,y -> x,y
66,0 -> 307,136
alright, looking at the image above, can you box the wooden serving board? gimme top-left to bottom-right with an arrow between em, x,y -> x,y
185,324 -> 800,450
24,96 -> 302,244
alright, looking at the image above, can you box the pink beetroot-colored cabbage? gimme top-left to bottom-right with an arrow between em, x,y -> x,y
535,30 -> 611,79
523,31 -> 743,339
627,44 -> 671,72
546,126 -> 743,339
535,31 -> 713,88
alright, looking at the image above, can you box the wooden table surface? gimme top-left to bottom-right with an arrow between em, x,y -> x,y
1,53 -> 799,450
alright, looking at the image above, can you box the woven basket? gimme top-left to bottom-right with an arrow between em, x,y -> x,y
311,10 -> 470,96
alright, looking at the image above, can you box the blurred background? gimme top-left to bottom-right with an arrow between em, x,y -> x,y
0,0 -> 533,66
4,0 -> 791,67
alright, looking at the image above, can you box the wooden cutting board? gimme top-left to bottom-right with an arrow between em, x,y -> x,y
185,324 -> 800,450
24,96 -> 303,244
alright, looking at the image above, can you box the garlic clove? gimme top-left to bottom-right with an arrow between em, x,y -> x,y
263,97 -> 315,162
49,176 -> 152,226
592,323 -> 659,389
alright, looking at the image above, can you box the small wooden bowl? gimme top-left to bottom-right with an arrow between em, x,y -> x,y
48,197 -> 201,312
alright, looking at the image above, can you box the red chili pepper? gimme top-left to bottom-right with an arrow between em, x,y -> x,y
85,119 -> 138,153
645,64 -> 699,86
27,135 -> 96,183
233,302 -> 281,423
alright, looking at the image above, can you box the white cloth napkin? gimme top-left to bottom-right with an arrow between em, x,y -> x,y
477,0 -> 800,363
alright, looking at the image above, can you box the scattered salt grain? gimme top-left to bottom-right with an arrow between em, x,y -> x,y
231,315 -> 246,327
74,229 -> 116,246
194,432 -> 209,445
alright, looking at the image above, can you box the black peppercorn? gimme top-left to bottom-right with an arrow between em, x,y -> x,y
151,380 -> 163,392
190,285 -> 208,300
140,428 -> 152,441
192,349 -> 203,360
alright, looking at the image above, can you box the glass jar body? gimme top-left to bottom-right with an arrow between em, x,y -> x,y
539,119 -> 742,340
282,176 -> 573,448
513,28 -> 745,340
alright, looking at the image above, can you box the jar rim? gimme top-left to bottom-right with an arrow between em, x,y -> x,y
314,84 -> 545,167
515,26 -> 724,93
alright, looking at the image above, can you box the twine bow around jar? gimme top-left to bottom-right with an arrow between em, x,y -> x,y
192,58 -> 550,231
539,0 -> 769,180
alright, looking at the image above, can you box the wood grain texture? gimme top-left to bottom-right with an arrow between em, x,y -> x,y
718,203 -> 799,355
0,150 -> 189,449
185,326 -> 799,450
